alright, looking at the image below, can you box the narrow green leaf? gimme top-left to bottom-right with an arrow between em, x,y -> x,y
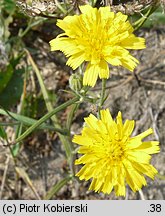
0,64 -> 13,94
0,69 -> 24,108
66,104 -> 79,132
14,97 -> 79,144
0,108 -> 62,131
2,0 -> 16,14
44,175 -> 73,200
11,123 -> 23,157
0,126 -> 7,140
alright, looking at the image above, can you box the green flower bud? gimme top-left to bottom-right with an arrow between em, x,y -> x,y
69,74 -> 83,92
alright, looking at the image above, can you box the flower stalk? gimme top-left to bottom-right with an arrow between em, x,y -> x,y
98,78 -> 107,118
14,96 -> 79,145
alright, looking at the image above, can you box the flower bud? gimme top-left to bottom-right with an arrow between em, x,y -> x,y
69,74 -> 83,92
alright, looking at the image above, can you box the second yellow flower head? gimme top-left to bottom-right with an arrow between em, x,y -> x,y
73,109 -> 159,196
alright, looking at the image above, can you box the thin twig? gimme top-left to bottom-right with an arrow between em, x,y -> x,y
0,155 -> 10,199
138,76 -> 165,86
142,88 -> 160,141
139,189 -> 145,200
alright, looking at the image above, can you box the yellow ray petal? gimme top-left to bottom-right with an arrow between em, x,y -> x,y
98,61 -> 109,79
84,113 -> 98,130
79,5 -> 93,14
135,128 -> 153,139
132,162 -> 158,179
124,160 -> 147,192
128,151 -> 151,163
72,135 -> 92,146
83,63 -> 99,87
123,119 -> 135,137
136,141 -> 160,154
66,52 -> 85,70
120,35 -> 146,49
100,109 -> 113,124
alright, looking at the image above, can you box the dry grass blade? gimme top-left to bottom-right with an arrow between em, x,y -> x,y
0,155 -> 10,199
138,189 -> 145,200
15,167 -> 41,200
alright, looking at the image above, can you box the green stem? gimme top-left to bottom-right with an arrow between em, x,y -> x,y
66,104 -> 79,132
12,68 -> 27,157
14,97 -> 79,145
66,103 -> 79,176
19,17 -> 46,38
26,49 -> 76,163
0,122 -> 20,126
44,175 -> 73,200
55,0 -> 67,14
133,5 -> 158,31
0,108 -> 65,132
98,79 -> 106,118
90,0 -> 97,7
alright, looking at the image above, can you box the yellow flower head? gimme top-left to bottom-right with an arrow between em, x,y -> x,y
50,5 -> 146,87
73,109 -> 159,196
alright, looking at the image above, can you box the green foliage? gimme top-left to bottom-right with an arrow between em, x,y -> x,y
11,123 -> 23,157
0,70 -> 24,109
0,0 -> 16,72
132,6 -> 164,30
0,0 -> 16,39
0,0 -> 16,14
0,64 -> 13,94
0,125 -> 7,139
0,53 -> 25,108
0,67 -> 24,108
143,10 -> 165,28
